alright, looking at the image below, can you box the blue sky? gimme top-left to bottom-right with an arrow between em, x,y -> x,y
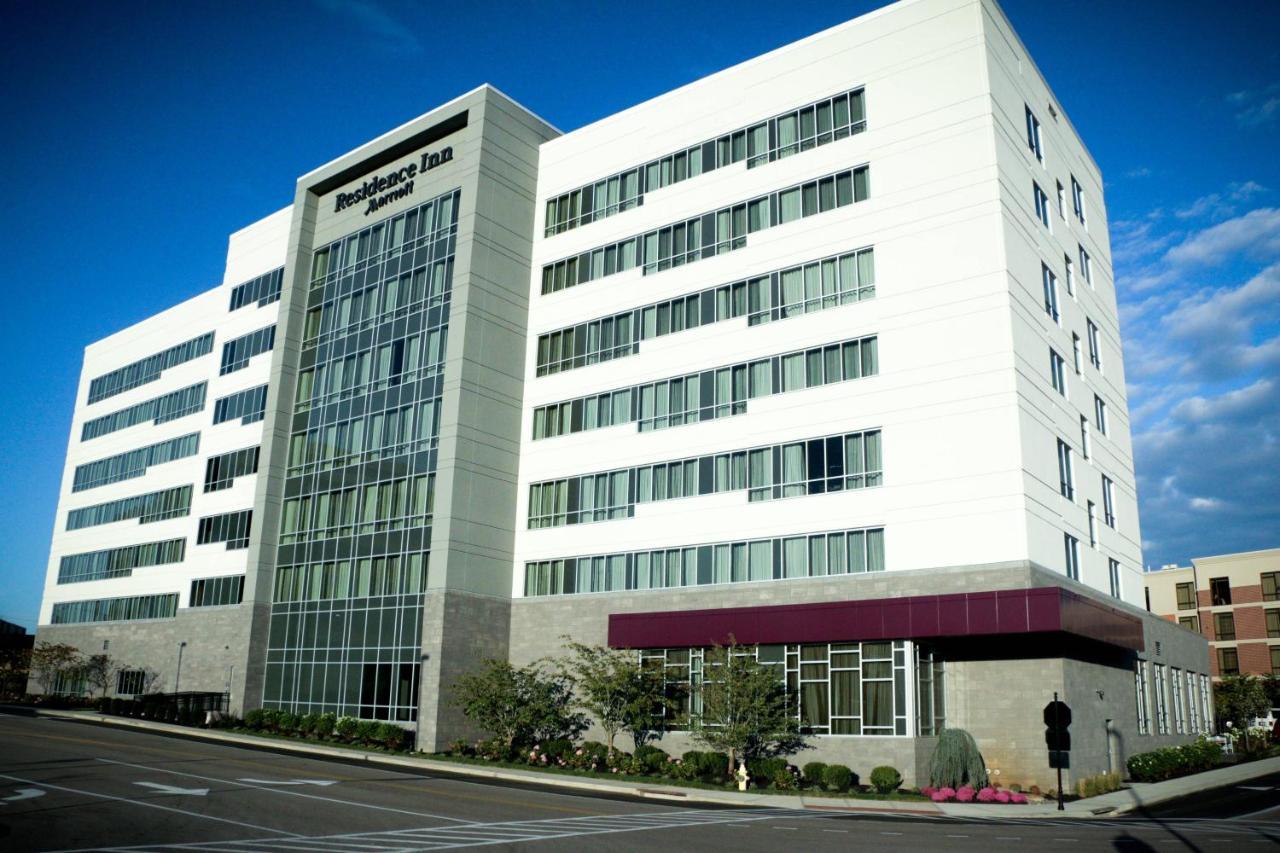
1,0 -> 1277,630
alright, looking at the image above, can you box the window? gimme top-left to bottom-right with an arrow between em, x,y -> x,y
87,333 -> 214,404
1080,415 -> 1091,460
1064,533 -> 1080,580
1087,501 -> 1098,547
116,669 -> 146,696
71,433 -> 200,492
1134,661 -> 1150,735
1171,668 -> 1186,734
1179,615 -> 1199,633
1057,439 -> 1075,499
1050,349 -> 1067,396
1094,395 -> 1108,434
196,510 -> 253,550
1109,558 -> 1122,598
1087,318 -> 1102,371
1034,182 -> 1052,228
1042,263 -> 1059,323
219,325 -> 276,375
1266,610 -> 1280,639
1272,647 -> 1280,676
1153,663 -> 1168,733
1175,582 -> 1196,611
523,526 -> 886,596
1056,180 -> 1066,218
213,384 -> 268,425
1102,475 -> 1116,527
1218,647 -> 1239,676
1079,245 -> 1093,287
1025,105 -> 1043,161
1072,333 -> 1083,374
81,382 -> 206,441
228,267 -> 284,311
51,593 -> 178,625
204,446 -> 260,492
66,485 -> 192,531
1214,612 -> 1236,641
190,575 -> 245,608
1210,577 -> 1232,606
541,165 -> 870,293
57,539 -> 185,584
1064,254 -> 1076,297
1261,571 -> 1278,601
1071,175 -> 1087,226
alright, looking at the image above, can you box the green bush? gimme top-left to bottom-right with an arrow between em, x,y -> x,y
541,738 -> 574,761
354,720 -> 381,746
277,711 -> 301,734
747,757 -> 788,786
634,744 -> 670,774
243,709 -> 266,730
680,750 -> 729,780
771,766 -> 799,790
1076,771 -> 1121,799
298,713 -> 319,736
802,762 -> 829,785
313,712 -> 336,740
928,728 -> 988,789
869,765 -> 902,794
1127,737 -> 1222,782
823,764 -> 854,792
377,723 -> 408,751
335,716 -> 359,741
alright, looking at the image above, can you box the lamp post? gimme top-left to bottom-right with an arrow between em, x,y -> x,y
175,641 -> 188,694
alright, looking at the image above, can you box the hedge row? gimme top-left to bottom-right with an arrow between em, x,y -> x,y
1126,737 -> 1222,782
98,696 -> 207,727
243,708 -> 411,751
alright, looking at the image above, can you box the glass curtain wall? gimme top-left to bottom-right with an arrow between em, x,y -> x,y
264,187 -> 460,723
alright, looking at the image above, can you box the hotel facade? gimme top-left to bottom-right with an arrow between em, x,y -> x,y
32,0 -> 1210,789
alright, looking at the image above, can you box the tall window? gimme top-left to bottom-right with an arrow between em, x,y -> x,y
1087,501 -> 1098,547
1210,577 -> 1231,606
1034,183 -> 1052,228
1025,105 -> 1043,161
1171,669 -> 1186,734
1215,612 -> 1236,641
1057,440 -> 1075,499
1042,263 -> 1059,323
1064,533 -> 1080,580
1072,333 -> 1083,374
1271,647 -> 1280,676
1079,245 -> 1093,286
1080,415 -> 1091,460
1102,475 -> 1116,527
1153,663 -> 1169,734
1094,394 -> 1108,435
1064,254 -> 1076,296
1265,609 -> 1280,639
1071,175 -> 1087,226
1050,349 -> 1067,396
1056,180 -> 1066,218
1134,661 -> 1151,734
1218,647 -> 1239,676
1087,318 -> 1103,371
1179,615 -> 1199,633
1261,571 -> 1278,601
1175,582 -> 1196,610
1109,558 -> 1122,598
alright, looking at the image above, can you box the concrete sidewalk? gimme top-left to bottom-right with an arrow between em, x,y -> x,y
24,707 -> 1280,819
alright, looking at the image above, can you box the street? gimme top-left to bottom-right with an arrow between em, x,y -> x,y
0,713 -> 1276,851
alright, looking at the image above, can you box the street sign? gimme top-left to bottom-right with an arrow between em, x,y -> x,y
1044,694 -> 1072,810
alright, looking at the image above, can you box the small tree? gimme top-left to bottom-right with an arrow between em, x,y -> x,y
453,659 -> 585,749
928,728 -> 989,789
0,647 -> 32,700
1214,675 -> 1270,731
557,640 -> 669,755
82,654 -> 119,698
691,641 -> 807,776
28,642 -> 83,695
138,668 -> 163,695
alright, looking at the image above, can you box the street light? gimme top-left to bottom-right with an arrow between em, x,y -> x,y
175,641 -> 188,694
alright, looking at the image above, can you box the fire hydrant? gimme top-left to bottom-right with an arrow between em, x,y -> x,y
736,761 -> 750,791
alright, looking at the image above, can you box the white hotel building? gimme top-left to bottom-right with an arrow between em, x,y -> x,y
34,0 -> 1208,788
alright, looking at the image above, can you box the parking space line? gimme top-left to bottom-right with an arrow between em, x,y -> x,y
0,772 -> 297,838
97,758 -> 475,824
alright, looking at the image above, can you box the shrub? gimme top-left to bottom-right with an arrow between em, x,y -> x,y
928,728 -> 988,789
277,712 -> 301,734
1010,792 -> 1028,804
975,786 -> 996,802
822,764 -> 854,793
542,738 -> 575,762
869,765 -> 902,794
771,766 -> 799,790
634,744 -> 669,774
244,709 -> 266,730
476,737 -> 511,761
298,713 -> 319,736
313,713 -> 336,740
378,723 -> 408,751
354,720 -> 381,747
1127,737 -> 1223,782
803,762 -> 829,785
957,785 -> 977,802
747,757 -> 788,785
335,716 -> 359,742
920,786 -> 936,798
995,790 -> 1011,803
931,786 -> 956,802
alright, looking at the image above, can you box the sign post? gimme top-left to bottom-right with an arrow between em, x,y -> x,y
1043,693 -> 1072,812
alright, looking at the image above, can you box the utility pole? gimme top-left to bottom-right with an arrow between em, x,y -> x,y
175,641 -> 188,694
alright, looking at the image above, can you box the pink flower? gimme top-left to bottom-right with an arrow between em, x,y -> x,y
956,786 -> 975,803
920,786 -> 936,797
529,751 -> 537,758
976,786 -> 998,803
931,787 -> 956,802
575,749 -> 584,755
1010,793 -> 1027,804
611,767 -> 618,773
995,791 -> 1011,803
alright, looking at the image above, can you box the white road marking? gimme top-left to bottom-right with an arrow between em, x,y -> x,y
237,778 -> 338,787
133,782 -> 208,796
1237,786 -> 1272,791
0,771 -> 296,837
0,787 -> 45,804
97,758 -> 474,824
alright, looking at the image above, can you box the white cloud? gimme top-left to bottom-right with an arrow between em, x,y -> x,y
1229,81 -> 1280,126
313,0 -> 422,53
1173,180 -> 1266,220
1164,207 -> 1280,265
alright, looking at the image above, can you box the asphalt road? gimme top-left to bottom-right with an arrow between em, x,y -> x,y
0,712 -> 1276,852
